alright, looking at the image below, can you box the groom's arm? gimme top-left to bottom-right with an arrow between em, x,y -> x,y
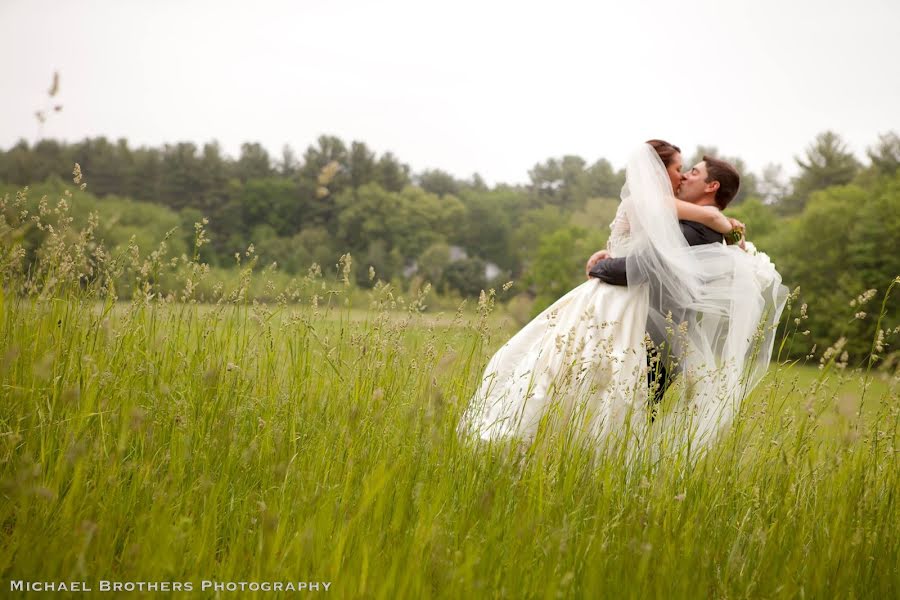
589,256 -> 628,286
589,221 -> 724,286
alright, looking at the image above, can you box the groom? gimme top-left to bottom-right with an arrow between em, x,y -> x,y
585,154 -> 742,411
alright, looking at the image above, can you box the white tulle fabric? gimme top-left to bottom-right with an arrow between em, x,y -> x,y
621,144 -> 788,451
457,143 -> 788,455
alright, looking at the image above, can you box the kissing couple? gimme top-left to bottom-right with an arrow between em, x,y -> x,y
457,140 -> 788,454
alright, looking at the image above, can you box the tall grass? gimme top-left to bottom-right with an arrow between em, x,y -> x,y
1,177 -> 898,598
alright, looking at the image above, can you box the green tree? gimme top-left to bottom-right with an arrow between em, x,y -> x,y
237,178 -> 299,236
197,141 -> 230,214
757,163 -> 790,204
358,239 -> 403,286
417,169 -> 461,197
525,225 -> 606,316
132,146 -> 164,204
865,131 -> 900,177
394,186 -> 466,259
454,188 -> 518,271
335,183 -> 400,256
444,257 -> 487,297
234,142 -> 272,182
249,225 -> 336,275
278,144 -> 300,177
725,197 -> 779,244
375,152 -> 410,192
510,205 -> 569,263
298,135 -> 349,231
528,155 -> 587,209
159,142 -> 205,211
418,242 -> 452,291
771,175 -> 900,361
781,131 -> 861,214
348,141 -> 376,189
568,196 -> 618,243
71,136 -> 127,198
578,158 -> 625,201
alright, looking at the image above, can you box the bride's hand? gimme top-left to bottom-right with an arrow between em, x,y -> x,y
707,208 -> 733,234
723,217 -> 747,249
727,217 -> 746,232
585,250 -> 610,278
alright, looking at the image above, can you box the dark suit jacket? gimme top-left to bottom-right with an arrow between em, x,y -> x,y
588,220 -> 725,285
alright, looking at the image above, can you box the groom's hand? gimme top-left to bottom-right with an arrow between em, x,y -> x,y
585,250 -> 610,278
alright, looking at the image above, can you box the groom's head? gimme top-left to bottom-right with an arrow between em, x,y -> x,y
678,156 -> 740,209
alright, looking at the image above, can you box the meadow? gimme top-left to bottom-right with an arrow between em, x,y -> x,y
0,189 -> 898,599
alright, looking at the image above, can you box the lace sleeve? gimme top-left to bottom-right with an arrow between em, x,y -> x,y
607,202 -> 631,256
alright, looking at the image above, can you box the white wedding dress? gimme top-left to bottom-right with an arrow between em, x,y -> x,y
457,144 -> 788,453
456,203 -> 651,444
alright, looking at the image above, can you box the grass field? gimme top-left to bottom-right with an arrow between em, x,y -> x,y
1,275 -> 898,599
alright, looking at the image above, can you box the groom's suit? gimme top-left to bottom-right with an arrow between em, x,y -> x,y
588,220 -> 725,407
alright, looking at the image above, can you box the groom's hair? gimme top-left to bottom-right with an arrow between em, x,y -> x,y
646,139 -> 681,167
703,155 -> 741,209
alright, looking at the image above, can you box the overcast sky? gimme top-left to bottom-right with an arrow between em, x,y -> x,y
2,0 -> 898,185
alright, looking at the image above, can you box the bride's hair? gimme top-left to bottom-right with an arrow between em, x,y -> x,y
645,139 -> 681,168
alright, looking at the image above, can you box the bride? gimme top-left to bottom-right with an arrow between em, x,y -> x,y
456,141 -> 786,452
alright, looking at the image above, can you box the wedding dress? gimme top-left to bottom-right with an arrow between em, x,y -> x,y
457,144 -> 788,453
455,174 -> 651,445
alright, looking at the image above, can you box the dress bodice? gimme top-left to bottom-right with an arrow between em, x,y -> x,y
607,201 -> 633,257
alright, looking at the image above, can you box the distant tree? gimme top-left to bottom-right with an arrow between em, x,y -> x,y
757,163 -> 791,204
468,173 -> 489,192
357,239 -> 403,286
443,257 -> 487,297
510,205 -> 569,260
374,152 -> 410,192
524,225 -> 604,315
781,131 -> 861,213
277,144 -> 300,177
71,136 -> 126,197
528,155 -> 587,209
159,142 -> 205,210
348,141 -> 376,189
417,169 -> 461,197
568,196 -> 618,245
771,175 -> 900,361
235,177 -> 299,236
234,142 -> 272,182
298,135 -> 349,230
578,158 -> 625,200
31,139 -> 70,182
454,189 -> 517,271
0,140 -> 38,183
725,197 -> 779,243
865,131 -> 900,176
197,141 -> 229,213
130,146 -> 163,203
334,183 -> 465,263
294,226 -> 338,275
418,241 -> 452,291
334,183 -> 399,255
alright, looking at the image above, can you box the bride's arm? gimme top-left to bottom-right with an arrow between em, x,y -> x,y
673,199 -> 732,234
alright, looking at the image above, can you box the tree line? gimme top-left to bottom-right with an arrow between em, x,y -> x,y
1,130 -> 898,363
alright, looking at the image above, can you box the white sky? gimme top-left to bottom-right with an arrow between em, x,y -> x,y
2,0 -> 898,185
